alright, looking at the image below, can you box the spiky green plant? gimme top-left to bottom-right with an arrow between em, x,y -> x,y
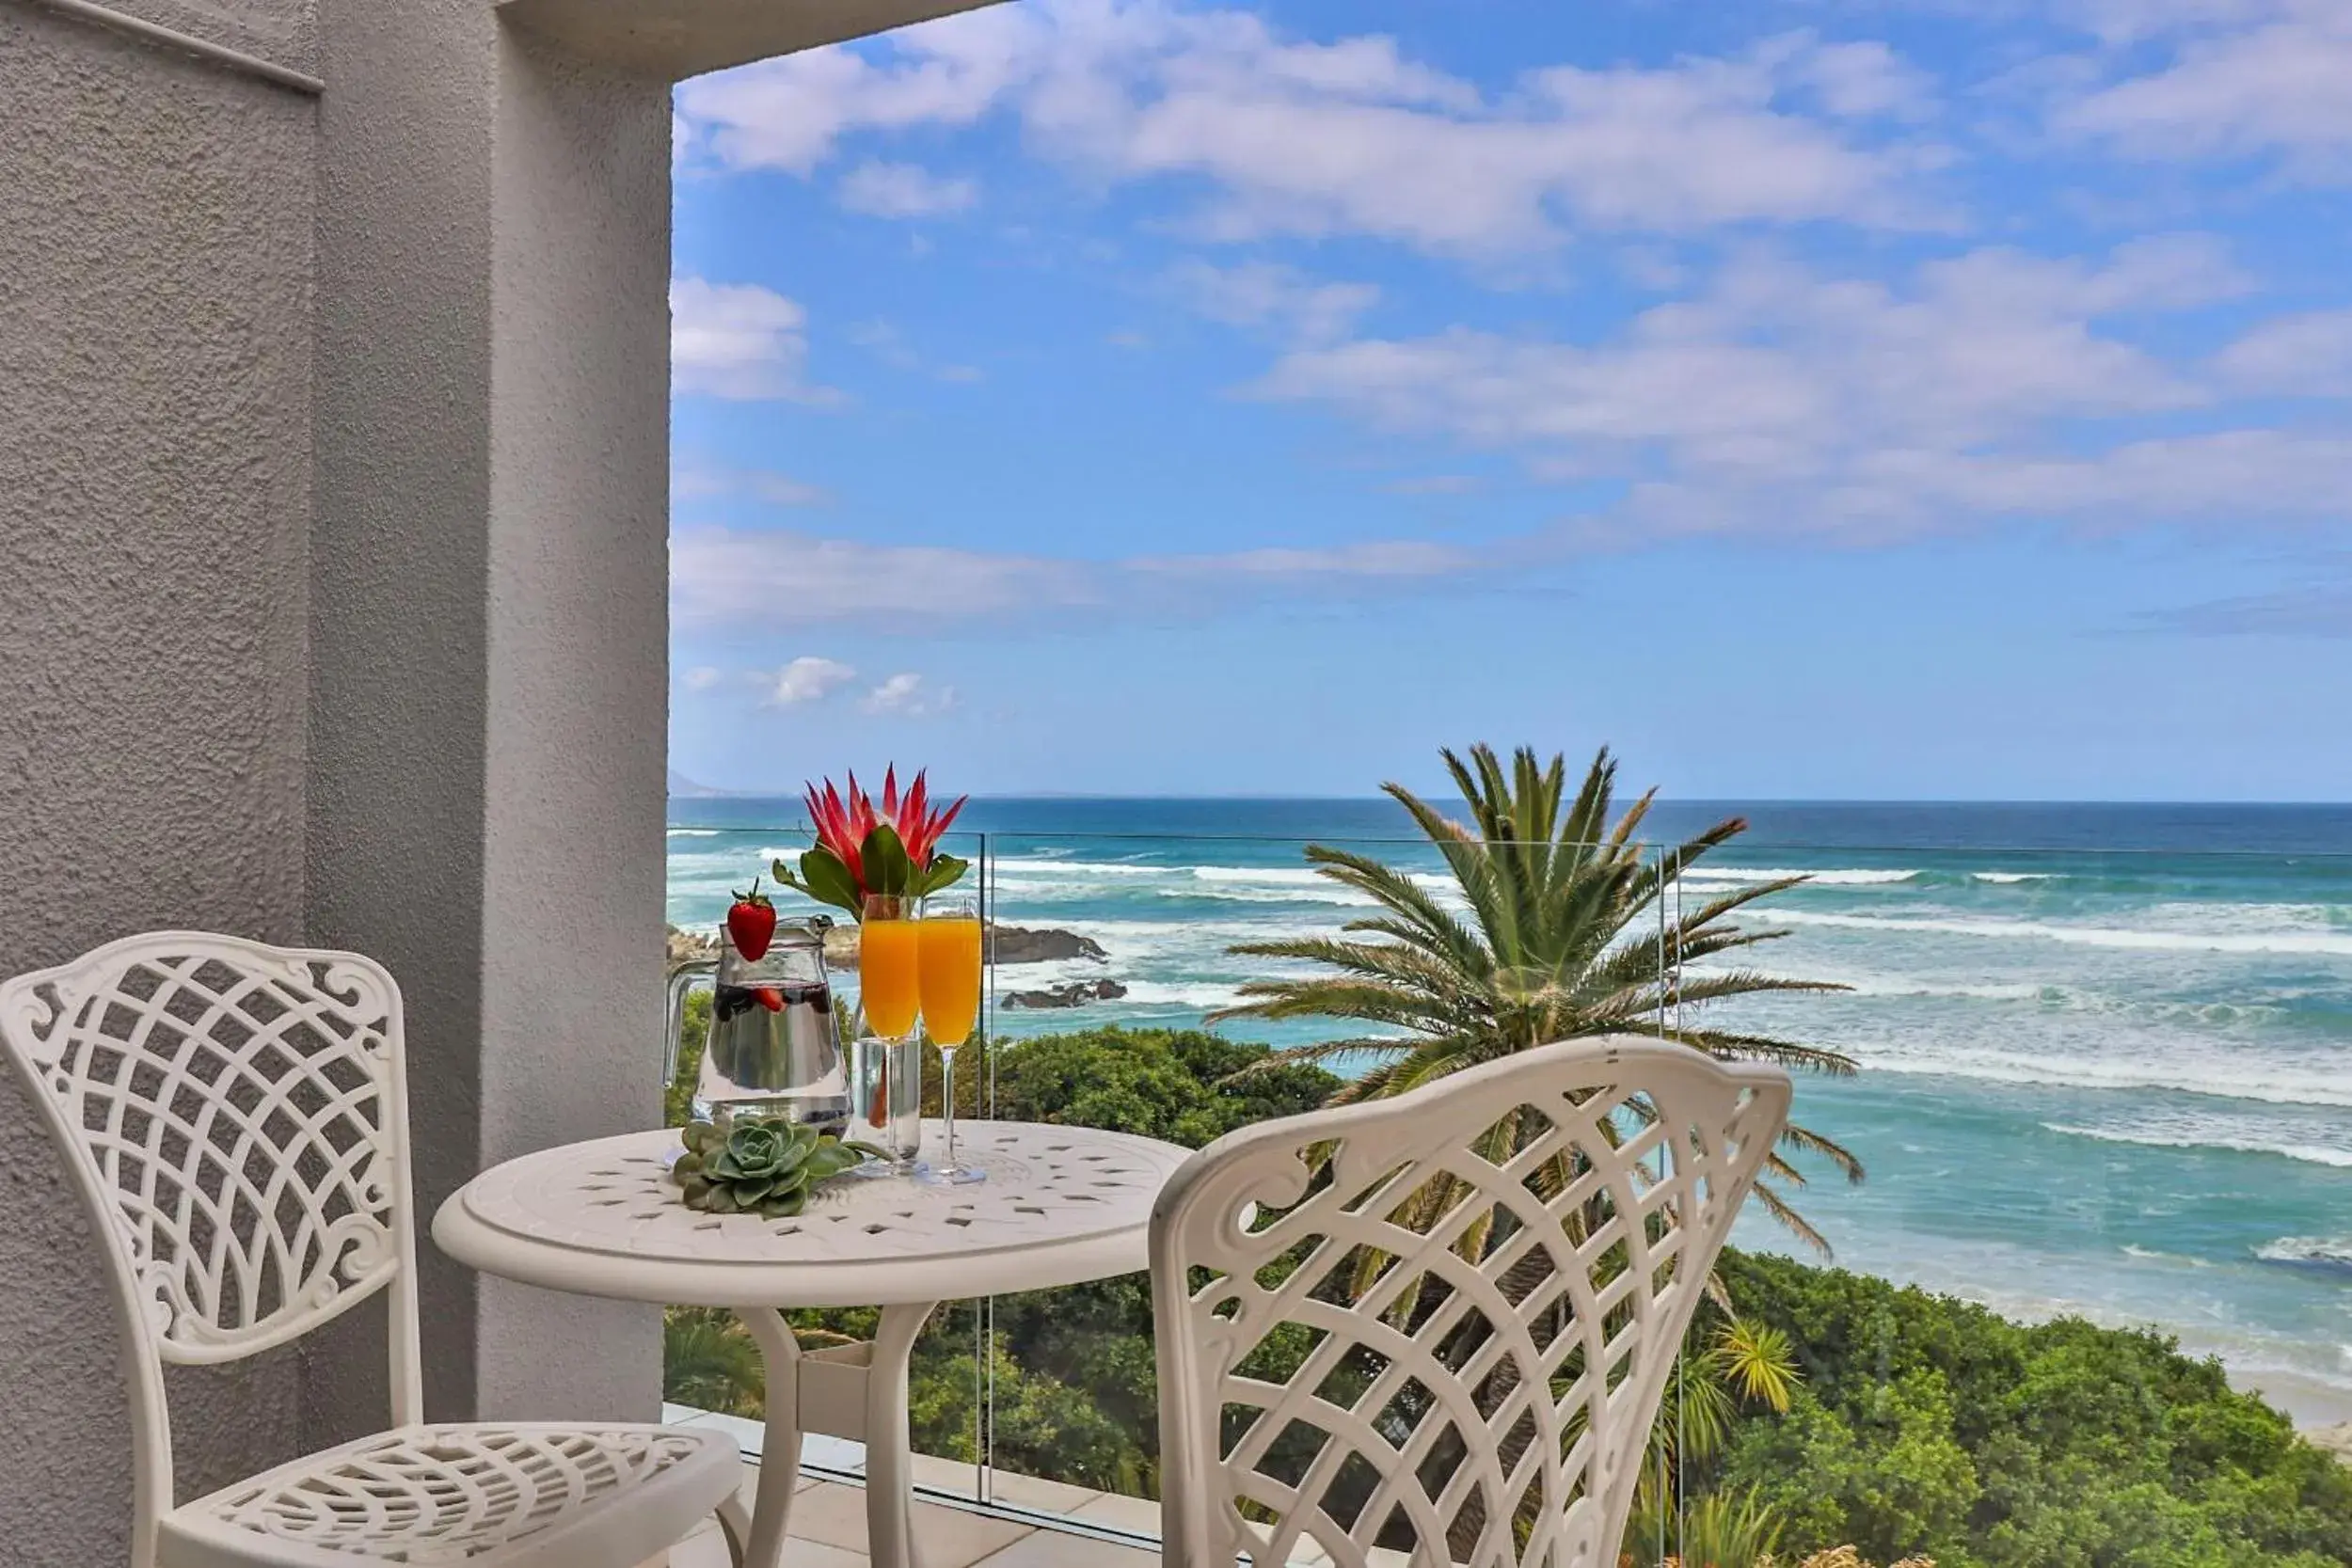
662,1307 -> 767,1418
1212,744 -> 1863,1251
1630,1486 -> 1786,1568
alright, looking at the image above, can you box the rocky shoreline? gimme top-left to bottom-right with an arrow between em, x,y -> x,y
1004,979 -> 1129,1010
667,922 -> 1111,971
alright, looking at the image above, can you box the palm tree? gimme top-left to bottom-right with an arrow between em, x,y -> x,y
1212,744 -> 1863,1252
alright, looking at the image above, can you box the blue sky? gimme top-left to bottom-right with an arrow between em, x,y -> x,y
666,0 -> 2351,801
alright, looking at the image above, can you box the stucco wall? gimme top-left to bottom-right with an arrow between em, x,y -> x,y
0,3 -> 318,1559
305,0 -> 670,1434
3,0 -> 989,1554
477,24 -> 675,1417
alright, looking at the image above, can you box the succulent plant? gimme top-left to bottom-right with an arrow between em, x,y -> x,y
673,1117 -> 874,1218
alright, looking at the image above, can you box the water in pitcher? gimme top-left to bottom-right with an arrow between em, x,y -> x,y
666,919 -> 850,1134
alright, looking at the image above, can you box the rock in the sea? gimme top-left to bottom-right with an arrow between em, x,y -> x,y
990,926 -> 1111,964
821,922 -> 1108,970
1003,979 -> 1129,1010
666,925 -> 717,966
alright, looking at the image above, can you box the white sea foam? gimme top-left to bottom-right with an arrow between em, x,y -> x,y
1001,859 -> 1168,878
1165,882 -> 1380,907
1855,1047 -> 2352,1109
666,829 -> 721,838
2043,1120 -> 2352,1169
1973,871 -> 2055,883
2255,1237 -> 2352,1270
1192,865 -> 1331,885
1701,866 -> 1921,886
1113,980 -> 1249,1009
1741,907 -> 2352,958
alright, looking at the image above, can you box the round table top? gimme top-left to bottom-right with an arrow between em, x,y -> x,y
431,1120 -> 1194,1308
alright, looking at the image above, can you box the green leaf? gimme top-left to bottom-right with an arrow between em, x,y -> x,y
915,854 -> 970,896
803,1146 -> 860,1180
862,823 -> 914,898
779,849 -> 864,918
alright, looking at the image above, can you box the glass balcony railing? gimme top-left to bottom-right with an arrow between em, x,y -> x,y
662,798 -> 2352,1568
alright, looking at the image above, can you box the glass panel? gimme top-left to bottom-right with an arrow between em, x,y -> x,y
666,793 -> 2352,1564
660,816 -> 991,1503
1639,818 -> 2352,1568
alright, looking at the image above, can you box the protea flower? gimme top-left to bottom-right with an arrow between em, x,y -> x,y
774,766 -> 969,920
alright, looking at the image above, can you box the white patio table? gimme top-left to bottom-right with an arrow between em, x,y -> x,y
434,1118 -> 1190,1568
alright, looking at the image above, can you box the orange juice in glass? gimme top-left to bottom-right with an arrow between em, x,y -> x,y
917,911 -> 982,1049
859,895 -> 922,1039
915,894 -> 985,1185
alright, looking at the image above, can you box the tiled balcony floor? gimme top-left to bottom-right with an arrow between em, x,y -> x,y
642,1407 -> 1164,1568
643,1458 -> 1161,1568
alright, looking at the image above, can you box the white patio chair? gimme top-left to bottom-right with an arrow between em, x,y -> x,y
0,930 -> 740,1568
1151,1036 -> 1791,1568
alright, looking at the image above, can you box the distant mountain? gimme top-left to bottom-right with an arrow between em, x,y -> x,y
667,768 -> 729,799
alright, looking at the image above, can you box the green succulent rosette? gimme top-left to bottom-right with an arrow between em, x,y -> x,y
672,1117 -> 877,1218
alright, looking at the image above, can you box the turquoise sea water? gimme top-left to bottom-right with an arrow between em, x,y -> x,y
668,798 -> 2352,1421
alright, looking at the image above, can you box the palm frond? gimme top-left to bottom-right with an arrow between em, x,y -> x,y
1220,743 -> 1866,1258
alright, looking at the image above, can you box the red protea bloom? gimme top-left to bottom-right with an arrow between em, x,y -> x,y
782,766 -> 970,916
879,766 -> 967,866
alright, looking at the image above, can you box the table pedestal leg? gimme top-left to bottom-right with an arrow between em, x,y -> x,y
864,1302 -> 939,1568
718,1307 -> 804,1568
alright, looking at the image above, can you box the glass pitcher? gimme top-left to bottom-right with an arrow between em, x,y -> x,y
664,915 -> 850,1133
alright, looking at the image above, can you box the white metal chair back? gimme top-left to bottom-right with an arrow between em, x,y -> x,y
1150,1037 -> 1791,1568
0,931 -> 421,1553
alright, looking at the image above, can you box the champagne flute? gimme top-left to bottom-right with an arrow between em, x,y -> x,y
857,892 -> 924,1169
914,893 -> 984,1185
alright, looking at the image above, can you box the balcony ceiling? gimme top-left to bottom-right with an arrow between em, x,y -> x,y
499,0 -> 1009,80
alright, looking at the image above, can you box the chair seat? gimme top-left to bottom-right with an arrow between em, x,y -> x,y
159,1421 -> 741,1568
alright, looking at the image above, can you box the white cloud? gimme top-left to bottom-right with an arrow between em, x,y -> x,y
1761,33 -> 1941,121
769,657 -> 859,705
863,673 -> 958,717
1247,238 -> 2342,542
681,665 -> 723,690
845,319 -> 984,383
670,525 -> 1504,630
1167,261 -> 1380,344
675,530 -> 1101,628
838,160 -> 981,217
675,2 -> 1948,256
671,277 -> 836,402
2216,308 -> 2352,394
2058,6 -> 2352,177
675,466 -> 833,507
2141,568 -> 2352,636
2069,0 -> 2301,44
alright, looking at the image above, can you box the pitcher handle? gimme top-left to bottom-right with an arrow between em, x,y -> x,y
664,958 -> 718,1091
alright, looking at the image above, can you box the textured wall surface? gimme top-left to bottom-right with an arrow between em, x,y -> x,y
306,0 -> 669,1432
5,0 -> 996,1553
477,24 -> 674,1417
0,4 -> 318,1559
304,0 -> 502,1438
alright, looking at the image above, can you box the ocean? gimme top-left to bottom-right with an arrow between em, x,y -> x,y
666,797 -> 2352,1423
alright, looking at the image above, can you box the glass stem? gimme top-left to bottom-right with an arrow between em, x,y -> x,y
938,1044 -> 958,1166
